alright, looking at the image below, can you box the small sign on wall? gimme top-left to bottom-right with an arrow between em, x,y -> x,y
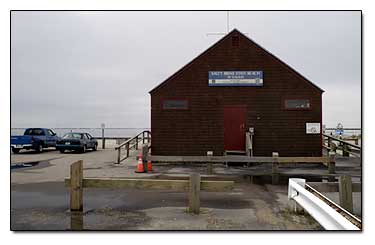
306,123 -> 321,134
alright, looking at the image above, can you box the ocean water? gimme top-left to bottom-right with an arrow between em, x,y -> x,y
11,128 -> 150,138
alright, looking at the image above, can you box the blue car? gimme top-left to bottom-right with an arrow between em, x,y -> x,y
56,132 -> 98,153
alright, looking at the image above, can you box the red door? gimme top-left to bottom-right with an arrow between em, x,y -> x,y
224,106 -> 247,151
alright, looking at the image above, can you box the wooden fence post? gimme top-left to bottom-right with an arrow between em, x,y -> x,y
142,144 -> 149,173
70,160 -> 83,211
327,137 -> 331,149
117,147 -> 121,164
272,152 -> 279,185
189,173 -> 200,214
101,128 -> 105,149
135,137 -> 139,150
207,151 -> 213,175
339,175 -> 353,213
70,211 -> 83,230
328,152 -> 336,174
328,152 -> 336,182
142,131 -> 145,144
126,142 -> 130,158
343,144 -> 350,157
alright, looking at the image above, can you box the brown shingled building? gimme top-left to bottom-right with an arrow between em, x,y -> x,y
149,29 -> 323,157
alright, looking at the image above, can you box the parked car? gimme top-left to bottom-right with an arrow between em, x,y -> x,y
10,128 -> 60,153
56,132 -> 98,153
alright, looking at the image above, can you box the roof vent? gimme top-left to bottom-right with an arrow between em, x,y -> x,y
232,36 -> 239,47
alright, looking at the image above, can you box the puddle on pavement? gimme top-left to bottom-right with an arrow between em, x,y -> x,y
11,160 -> 51,171
11,161 -> 39,170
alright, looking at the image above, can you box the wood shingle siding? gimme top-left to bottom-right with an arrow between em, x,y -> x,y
150,29 -> 323,157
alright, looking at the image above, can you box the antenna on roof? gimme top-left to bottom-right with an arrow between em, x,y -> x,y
206,11 -> 248,36
227,10 -> 229,34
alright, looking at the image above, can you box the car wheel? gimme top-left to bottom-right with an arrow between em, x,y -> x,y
81,145 -> 86,153
36,144 -> 43,153
59,149 -> 65,153
93,144 -> 97,151
12,148 -> 20,154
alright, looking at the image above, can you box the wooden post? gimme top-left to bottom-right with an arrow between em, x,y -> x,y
328,152 -> 336,182
328,152 -> 336,174
272,152 -> 279,185
189,173 -> 200,214
135,136 -> 139,150
207,151 -> 213,175
330,142 -> 337,153
343,144 -> 350,157
126,142 -> 129,158
142,144 -> 148,173
101,128 -> 105,149
70,160 -> 83,211
224,151 -> 228,168
142,131 -> 145,144
70,211 -> 83,230
117,147 -> 121,164
339,175 -> 353,213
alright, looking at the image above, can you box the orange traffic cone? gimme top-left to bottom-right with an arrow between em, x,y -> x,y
135,154 -> 145,173
147,160 -> 153,172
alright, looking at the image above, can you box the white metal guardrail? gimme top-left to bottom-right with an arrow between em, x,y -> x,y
288,178 -> 360,230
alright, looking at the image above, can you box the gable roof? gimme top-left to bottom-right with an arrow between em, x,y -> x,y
149,29 -> 324,94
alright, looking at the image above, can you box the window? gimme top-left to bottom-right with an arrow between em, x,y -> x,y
24,128 -> 45,135
48,129 -> 56,136
284,99 -> 311,110
162,99 -> 189,110
232,36 -> 239,47
63,133 -> 81,139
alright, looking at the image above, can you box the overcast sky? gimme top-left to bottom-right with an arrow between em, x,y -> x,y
11,11 -> 361,128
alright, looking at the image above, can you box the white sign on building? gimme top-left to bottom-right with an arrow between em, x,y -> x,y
306,123 -> 321,134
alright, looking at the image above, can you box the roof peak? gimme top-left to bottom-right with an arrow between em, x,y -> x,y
149,28 -> 323,93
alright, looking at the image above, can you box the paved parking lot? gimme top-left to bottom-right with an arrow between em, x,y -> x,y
10,146 -> 361,230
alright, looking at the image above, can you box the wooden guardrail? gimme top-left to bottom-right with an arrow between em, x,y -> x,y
114,130 -> 151,164
323,134 -> 361,157
143,152 -> 336,184
65,160 -> 234,215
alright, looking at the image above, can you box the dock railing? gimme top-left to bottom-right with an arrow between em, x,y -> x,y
323,133 -> 361,157
114,130 -> 151,164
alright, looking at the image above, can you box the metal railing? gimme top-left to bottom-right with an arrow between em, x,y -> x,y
114,130 -> 151,164
288,178 -> 360,230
